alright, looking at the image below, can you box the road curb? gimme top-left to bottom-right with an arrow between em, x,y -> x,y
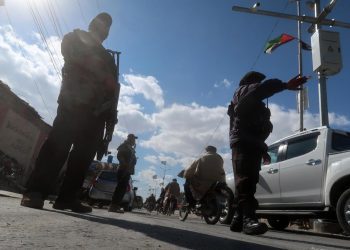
0,190 -> 22,199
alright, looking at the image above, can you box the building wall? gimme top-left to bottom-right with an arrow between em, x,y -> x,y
0,81 -> 51,185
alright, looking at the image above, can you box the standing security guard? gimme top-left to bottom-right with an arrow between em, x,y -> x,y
109,133 -> 138,213
228,71 -> 307,235
21,13 -> 118,213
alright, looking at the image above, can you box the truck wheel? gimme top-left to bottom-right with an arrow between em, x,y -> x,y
336,188 -> 350,235
267,217 -> 290,230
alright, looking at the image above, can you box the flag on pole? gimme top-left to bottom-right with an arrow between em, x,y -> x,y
264,33 -> 295,54
161,161 -> 166,165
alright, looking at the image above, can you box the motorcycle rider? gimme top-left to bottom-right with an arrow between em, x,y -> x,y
163,178 -> 180,212
145,193 -> 156,211
183,145 -> 225,207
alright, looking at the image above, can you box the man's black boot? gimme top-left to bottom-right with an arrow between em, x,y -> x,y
242,217 -> 268,235
230,211 -> 243,232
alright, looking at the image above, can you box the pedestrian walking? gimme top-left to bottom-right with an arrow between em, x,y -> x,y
108,134 -> 138,213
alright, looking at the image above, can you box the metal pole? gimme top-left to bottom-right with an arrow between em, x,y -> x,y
232,6 -> 350,29
314,0 -> 329,126
297,0 -> 304,131
162,166 -> 166,186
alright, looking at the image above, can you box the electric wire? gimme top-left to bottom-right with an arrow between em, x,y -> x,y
31,0 -> 63,71
27,0 -> 62,78
2,5 -> 55,123
52,0 -> 70,32
46,0 -> 64,39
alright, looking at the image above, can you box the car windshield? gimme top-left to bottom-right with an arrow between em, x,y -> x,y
99,171 -> 118,182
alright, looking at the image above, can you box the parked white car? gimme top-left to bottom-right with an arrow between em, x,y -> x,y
88,170 -> 135,211
226,126 -> 350,235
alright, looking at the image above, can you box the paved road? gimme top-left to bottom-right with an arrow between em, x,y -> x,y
0,194 -> 349,249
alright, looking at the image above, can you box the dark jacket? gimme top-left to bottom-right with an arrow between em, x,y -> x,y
117,141 -> 137,175
58,29 -> 117,118
228,79 -> 287,150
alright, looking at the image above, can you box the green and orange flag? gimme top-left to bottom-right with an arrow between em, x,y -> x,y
264,33 -> 295,54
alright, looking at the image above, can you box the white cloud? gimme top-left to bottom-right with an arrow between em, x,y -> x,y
123,74 -> 164,109
140,103 -> 229,160
0,25 -> 61,124
222,79 -> 232,88
214,78 -> 232,88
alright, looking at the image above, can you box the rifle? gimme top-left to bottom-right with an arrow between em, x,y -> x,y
96,50 -> 121,161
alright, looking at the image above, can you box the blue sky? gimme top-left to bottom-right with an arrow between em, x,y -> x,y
0,0 -> 349,199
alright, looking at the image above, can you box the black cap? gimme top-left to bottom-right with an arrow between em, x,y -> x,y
239,71 -> 266,86
205,145 -> 217,153
88,12 -> 112,31
127,133 -> 138,139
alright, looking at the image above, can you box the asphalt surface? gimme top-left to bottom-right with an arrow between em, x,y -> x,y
0,191 -> 349,250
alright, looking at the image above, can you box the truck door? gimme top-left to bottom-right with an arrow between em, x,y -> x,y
256,144 -> 282,206
279,133 -> 324,205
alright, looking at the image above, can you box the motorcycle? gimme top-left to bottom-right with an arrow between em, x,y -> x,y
155,197 -> 164,214
178,181 -> 234,225
144,200 -> 156,212
163,194 -> 177,216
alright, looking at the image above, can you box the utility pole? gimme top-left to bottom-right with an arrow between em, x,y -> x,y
160,161 -> 168,187
232,1 -> 349,127
296,0 -> 304,131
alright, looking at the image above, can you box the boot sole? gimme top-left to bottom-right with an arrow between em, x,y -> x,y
230,226 -> 243,232
53,204 -> 92,213
20,200 -> 44,209
243,225 -> 268,235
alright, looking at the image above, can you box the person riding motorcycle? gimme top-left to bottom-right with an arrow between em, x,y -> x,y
163,179 -> 180,212
144,193 -> 156,211
183,145 -> 225,207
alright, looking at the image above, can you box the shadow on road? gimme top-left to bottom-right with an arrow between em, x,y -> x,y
46,209 -> 280,250
263,233 -> 349,250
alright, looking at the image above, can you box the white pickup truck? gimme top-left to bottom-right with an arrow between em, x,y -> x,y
226,126 -> 350,235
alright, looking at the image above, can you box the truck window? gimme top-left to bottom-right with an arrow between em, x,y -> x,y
286,136 -> 318,160
332,133 -> 350,151
267,146 -> 279,164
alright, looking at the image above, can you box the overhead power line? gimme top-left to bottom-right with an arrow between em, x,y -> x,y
2,4 -> 55,123
27,0 -> 63,78
46,0 -> 64,39
51,0 -> 70,32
